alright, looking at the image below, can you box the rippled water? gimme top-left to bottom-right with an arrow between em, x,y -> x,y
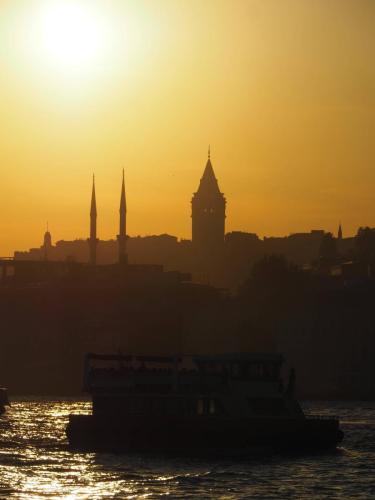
0,399 -> 374,499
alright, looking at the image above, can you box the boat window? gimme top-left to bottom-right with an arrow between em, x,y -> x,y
197,399 -> 204,415
184,398 -> 195,416
262,363 -> 271,379
201,362 -> 224,376
258,362 -> 278,380
209,399 -> 215,415
228,362 -> 267,380
244,362 -> 266,380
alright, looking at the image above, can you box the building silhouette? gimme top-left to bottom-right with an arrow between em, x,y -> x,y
191,148 -> 226,252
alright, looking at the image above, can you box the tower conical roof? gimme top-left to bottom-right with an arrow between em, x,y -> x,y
196,155 -> 222,196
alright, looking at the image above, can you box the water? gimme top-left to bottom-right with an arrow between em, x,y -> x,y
0,400 -> 374,499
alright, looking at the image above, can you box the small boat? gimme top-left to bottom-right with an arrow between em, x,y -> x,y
67,352 -> 344,455
0,388 -> 10,415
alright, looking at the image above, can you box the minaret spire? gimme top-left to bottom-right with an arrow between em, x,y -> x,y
43,222 -> 52,261
208,144 -> 210,160
90,174 -> 97,217
117,168 -> 128,265
338,222 -> 343,240
88,174 -> 98,265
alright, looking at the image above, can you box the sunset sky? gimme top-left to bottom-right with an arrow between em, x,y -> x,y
1,0 -> 375,255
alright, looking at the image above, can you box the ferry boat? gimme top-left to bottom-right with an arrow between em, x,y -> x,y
67,352 -> 344,454
0,388 -> 9,415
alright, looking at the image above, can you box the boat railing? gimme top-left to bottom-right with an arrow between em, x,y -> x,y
305,414 -> 339,421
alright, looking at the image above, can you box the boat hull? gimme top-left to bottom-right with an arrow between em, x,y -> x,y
66,414 -> 343,454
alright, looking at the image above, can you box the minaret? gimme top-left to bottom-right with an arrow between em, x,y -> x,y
43,222 -> 52,261
88,174 -> 98,265
338,222 -> 343,240
191,147 -> 226,252
117,169 -> 127,264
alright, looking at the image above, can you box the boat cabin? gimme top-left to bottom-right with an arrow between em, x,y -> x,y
84,352 -> 302,419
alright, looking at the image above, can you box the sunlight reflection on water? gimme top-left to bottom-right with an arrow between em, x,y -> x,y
0,399 -> 374,499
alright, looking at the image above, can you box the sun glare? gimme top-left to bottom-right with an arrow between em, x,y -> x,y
36,1 -> 109,74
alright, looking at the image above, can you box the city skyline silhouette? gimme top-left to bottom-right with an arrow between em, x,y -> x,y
3,149 -> 362,259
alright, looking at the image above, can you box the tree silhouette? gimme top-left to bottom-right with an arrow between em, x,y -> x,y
356,227 -> 375,264
318,232 -> 338,264
239,254 -> 308,303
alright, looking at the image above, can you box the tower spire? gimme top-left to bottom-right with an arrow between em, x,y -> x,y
196,148 -> 221,196
88,174 -> 98,265
117,168 -> 128,265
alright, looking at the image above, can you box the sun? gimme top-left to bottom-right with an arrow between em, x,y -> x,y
35,1 -> 110,74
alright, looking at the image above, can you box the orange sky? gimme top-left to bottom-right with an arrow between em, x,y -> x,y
1,0 -> 375,255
